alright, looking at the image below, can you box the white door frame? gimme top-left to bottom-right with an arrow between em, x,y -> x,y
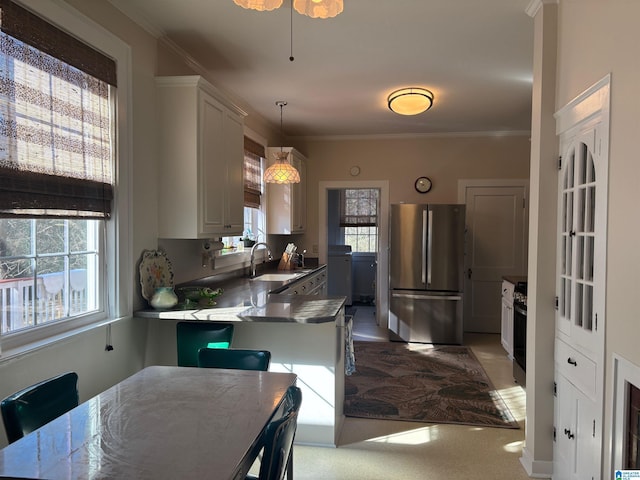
457,178 -> 530,204
319,180 -> 389,328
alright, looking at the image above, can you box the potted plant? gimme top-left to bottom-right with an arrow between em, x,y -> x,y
241,230 -> 256,248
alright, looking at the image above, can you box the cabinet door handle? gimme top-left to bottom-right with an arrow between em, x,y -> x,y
567,358 -> 577,366
564,428 -> 575,440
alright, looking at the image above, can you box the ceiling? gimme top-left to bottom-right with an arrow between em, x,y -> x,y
109,0 -> 534,138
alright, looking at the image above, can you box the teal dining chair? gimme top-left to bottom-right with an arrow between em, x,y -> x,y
176,321 -> 234,367
247,385 -> 302,480
197,348 -> 271,371
1,372 -> 79,444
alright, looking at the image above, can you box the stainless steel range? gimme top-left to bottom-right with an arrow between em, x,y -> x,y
512,282 -> 527,387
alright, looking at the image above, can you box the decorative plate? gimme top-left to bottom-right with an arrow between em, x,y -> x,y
139,250 -> 175,301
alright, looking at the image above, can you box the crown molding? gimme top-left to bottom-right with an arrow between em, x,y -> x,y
294,130 -> 532,142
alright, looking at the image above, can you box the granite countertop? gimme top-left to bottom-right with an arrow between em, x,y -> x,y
134,265 -> 345,324
238,296 -> 346,325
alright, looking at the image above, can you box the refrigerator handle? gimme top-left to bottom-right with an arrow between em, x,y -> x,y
427,208 -> 433,285
421,209 -> 428,284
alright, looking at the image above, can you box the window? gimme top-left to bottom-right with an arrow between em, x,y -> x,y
0,0 -> 130,353
0,218 -> 101,334
341,189 -> 379,253
223,136 -> 266,252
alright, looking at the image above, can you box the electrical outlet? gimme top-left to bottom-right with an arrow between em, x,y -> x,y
312,244 -> 318,254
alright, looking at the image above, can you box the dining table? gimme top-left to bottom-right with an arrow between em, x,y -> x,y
0,365 -> 297,479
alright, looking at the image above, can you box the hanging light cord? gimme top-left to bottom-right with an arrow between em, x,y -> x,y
289,0 -> 294,61
277,100 -> 287,152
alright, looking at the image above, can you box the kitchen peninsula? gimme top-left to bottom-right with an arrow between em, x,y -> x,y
135,265 -> 347,447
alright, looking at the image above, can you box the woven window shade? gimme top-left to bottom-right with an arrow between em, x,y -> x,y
243,137 -> 264,208
340,189 -> 379,227
0,0 -> 116,219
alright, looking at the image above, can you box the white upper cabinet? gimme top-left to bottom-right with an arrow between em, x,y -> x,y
266,147 -> 307,234
156,76 -> 245,239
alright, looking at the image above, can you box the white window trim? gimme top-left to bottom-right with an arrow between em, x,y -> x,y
0,0 -> 133,359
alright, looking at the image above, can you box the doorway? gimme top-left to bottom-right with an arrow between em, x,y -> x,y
319,180 -> 389,328
458,180 -> 529,333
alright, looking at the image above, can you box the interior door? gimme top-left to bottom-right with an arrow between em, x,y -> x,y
462,184 -> 528,333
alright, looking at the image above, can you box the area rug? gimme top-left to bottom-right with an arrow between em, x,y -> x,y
344,341 -> 519,429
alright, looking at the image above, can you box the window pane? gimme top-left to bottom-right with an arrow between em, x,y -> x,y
0,218 -> 31,257
37,219 -> 65,254
344,225 -> 378,253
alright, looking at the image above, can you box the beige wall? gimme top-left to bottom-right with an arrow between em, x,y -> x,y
294,134 -> 531,254
555,0 -> 640,473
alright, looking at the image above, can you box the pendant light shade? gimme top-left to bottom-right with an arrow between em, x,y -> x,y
388,87 -> 434,115
264,101 -> 301,184
233,0 -> 283,11
264,151 -> 301,183
293,0 -> 343,18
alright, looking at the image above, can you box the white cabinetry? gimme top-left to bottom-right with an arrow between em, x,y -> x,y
266,147 -> 307,234
278,267 -> 327,296
156,76 -> 245,239
553,80 -> 609,480
500,280 -> 514,359
554,352 -> 599,480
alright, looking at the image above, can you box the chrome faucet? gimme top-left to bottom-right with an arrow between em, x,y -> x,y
250,242 -> 273,277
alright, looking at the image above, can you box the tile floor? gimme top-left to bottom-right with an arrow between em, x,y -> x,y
291,305 -> 530,479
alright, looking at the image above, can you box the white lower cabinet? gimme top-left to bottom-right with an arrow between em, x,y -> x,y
500,280 -> 514,358
278,268 -> 327,296
554,371 -> 599,480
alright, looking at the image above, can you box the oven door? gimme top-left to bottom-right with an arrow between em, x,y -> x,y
513,301 -> 527,386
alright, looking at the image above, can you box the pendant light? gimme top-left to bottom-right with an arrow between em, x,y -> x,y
264,101 -> 301,184
293,0 -> 343,19
233,0 -> 283,11
232,0 -> 343,18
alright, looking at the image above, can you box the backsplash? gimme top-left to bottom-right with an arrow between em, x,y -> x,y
157,234 -> 308,285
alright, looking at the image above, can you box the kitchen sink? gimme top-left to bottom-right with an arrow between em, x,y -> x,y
252,273 -> 303,282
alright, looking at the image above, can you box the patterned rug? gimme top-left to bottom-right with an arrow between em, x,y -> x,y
344,341 -> 519,429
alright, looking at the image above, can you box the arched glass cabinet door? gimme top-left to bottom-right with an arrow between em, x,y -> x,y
557,129 -> 603,358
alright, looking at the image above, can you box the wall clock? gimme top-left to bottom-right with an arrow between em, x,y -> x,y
414,176 -> 432,193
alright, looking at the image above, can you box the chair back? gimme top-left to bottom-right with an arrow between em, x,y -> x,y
1,372 -> 79,444
258,386 -> 302,480
176,321 -> 234,367
197,348 -> 271,371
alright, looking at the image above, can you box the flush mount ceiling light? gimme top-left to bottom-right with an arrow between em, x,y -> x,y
387,87 -> 434,115
264,101 -> 301,184
233,0 -> 283,11
293,0 -> 344,19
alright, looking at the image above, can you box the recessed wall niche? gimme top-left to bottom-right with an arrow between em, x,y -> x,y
612,355 -> 640,471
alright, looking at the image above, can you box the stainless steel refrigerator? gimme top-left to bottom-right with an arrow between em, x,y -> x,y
388,204 -> 465,344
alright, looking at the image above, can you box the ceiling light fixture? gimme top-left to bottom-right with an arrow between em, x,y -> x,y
232,0 -> 343,18
387,87 -> 434,115
264,101 -> 301,184
293,0 -> 343,19
233,0 -> 283,11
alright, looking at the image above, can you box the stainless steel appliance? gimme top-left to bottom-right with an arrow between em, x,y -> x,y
327,244 -> 353,305
388,204 -> 465,344
512,282 -> 527,387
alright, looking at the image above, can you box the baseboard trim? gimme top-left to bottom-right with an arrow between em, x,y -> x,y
520,447 -> 553,478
